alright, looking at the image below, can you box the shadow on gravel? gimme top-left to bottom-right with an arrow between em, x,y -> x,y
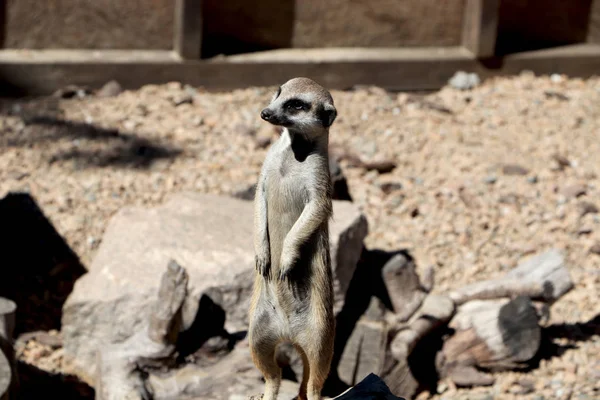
17,362 -> 94,400
0,97 -> 182,169
3,115 -> 182,169
530,313 -> 600,367
0,192 -> 86,335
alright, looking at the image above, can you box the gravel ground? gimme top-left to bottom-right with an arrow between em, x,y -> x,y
1,72 -> 599,399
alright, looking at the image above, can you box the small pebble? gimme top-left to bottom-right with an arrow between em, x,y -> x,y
449,71 -> 481,90
484,175 -> 498,184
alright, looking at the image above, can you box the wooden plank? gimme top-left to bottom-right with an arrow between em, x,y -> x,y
174,0 -> 203,59
0,44 -> 599,96
462,0 -> 500,57
0,47 -> 475,95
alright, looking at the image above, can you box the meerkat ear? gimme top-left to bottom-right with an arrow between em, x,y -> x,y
320,103 -> 337,128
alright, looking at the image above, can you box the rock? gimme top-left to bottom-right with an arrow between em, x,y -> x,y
589,242 -> 600,255
254,125 -> 274,149
578,201 -> 599,217
96,80 -> 123,98
330,157 -> 353,201
333,373 -> 406,400
173,94 -> 194,107
95,260 -> 188,400
483,175 -> 497,185
231,184 -> 257,201
338,298 -> 387,386
561,184 -> 587,199
552,154 -> 571,170
379,182 -> 403,195
62,192 -> 368,380
501,164 -> 529,176
382,253 -> 427,322
147,342 -> 293,400
448,71 -> 481,90
544,90 -> 570,101
52,84 -> 91,99
362,160 -> 396,174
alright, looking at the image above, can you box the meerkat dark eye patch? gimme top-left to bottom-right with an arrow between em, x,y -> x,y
284,99 -> 310,111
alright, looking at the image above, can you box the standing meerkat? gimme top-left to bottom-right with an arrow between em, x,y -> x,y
248,77 -> 337,400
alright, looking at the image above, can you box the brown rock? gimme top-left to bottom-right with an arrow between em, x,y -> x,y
589,242 -> 600,255
501,164 -> 530,176
578,201 -> 599,217
552,154 -> 571,169
379,182 -> 403,195
561,184 -> 587,199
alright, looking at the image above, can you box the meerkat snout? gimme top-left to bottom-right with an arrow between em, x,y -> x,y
260,77 -> 337,134
260,108 -> 273,121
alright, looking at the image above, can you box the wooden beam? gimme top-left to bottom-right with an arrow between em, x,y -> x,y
0,45 -> 599,96
462,0 -> 500,58
174,0 -> 203,59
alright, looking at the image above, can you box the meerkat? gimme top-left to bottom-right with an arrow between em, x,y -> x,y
248,77 -> 337,400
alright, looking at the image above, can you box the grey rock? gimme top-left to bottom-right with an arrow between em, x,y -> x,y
96,80 -> 123,98
483,175 -> 497,184
338,298 -> 387,385
62,192 -> 367,381
448,71 -> 481,90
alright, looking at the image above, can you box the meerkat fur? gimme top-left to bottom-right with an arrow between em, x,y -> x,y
248,77 -> 337,400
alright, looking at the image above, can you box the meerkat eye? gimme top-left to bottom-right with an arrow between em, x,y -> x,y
285,99 -> 308,111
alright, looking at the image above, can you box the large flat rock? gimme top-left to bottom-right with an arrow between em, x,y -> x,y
62,192 -> 367,382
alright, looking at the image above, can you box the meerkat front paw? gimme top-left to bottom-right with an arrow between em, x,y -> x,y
255,251 -> 271,278
278,249 -> 298,281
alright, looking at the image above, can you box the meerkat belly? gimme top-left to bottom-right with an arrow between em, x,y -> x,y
266,166 -> 309,272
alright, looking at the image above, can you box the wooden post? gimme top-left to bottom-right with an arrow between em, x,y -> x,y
0,0 -> 6,48
174,0 -> 203,59
0,298 -> 17,400
462,0 -> 500,58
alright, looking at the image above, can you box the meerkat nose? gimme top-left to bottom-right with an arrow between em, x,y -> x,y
260,109 -> 272,121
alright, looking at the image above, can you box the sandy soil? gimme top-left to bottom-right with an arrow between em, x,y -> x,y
1,72 -> 599,399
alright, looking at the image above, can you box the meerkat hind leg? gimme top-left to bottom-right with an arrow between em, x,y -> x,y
249,324 -> 282,400
298,334 -> 333,400
291,344 -> 310,400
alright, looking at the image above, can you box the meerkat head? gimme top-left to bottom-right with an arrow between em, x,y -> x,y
260,77 -> 337,136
